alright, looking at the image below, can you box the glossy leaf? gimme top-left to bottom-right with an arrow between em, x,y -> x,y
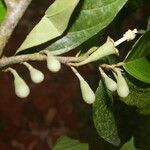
120,137 -> 137,150
47,0 -> 128,55
123,30 -> 150,83
0,0 -> 6,24
93,81 -> 120,146
121,77 -> 150,115
53,136 -> 89,150
16,0 -> 79,53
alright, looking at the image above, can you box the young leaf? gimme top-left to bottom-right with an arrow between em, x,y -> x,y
120,77 -> 150,115
120,137 -> 137,150
44,0 -> 128,55
123,30 -> 150,83
0,0 -> 6,24
16,0 -> 79,53
53,136 -> 89,150
93,81 -> 120,146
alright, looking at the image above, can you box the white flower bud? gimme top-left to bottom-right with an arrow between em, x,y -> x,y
99,67 -> 117,92
71,67 -> 95,104
46,51 -> 61,72
23,62 -> 44,84
8,68 -> 30,98
115,70 -> 129,98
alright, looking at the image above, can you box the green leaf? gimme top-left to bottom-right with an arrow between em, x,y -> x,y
47,0 -> 128,55
53,136 -> 89,150
121,77 -> 150,115
93,81 -> 120,146
120,137 -> 137,150
123,30 -> 150,83
16,0 -> 79,53
0,0 -> 6,24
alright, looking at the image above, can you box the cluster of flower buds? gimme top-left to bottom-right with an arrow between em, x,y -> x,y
6,63 -> 45,98
99,67 -> 129,98
71,67 -> 95,104
4,28 -> 137,99
5,51 -> 62,98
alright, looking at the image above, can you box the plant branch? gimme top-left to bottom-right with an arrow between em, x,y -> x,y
4,0 -> 16,9
0,28 -> 139,69
0,0 -> 32,57
100,62 -> 124,70
0,52 -> 86,69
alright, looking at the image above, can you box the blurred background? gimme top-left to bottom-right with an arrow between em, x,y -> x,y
0,0 -> 150,149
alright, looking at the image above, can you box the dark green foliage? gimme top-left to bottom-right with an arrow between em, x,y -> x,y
93,81 -> 120,146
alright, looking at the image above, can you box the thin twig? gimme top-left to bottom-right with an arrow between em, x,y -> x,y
0,52 -> 86,69
0,0 -> 32,56
100,62 -> 124,70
